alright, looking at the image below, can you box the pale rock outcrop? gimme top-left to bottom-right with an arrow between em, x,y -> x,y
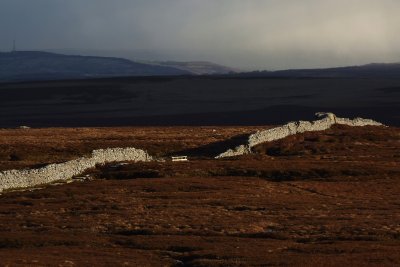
0,147 -> 152,193
216,113 -> 384,158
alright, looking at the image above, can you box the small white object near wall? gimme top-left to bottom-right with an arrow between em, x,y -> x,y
172,156 -> 188,162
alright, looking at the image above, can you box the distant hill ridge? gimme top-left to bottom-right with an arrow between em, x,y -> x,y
0,51 -> 190,82
233,62 -> 400,78
2,50 -> 400,82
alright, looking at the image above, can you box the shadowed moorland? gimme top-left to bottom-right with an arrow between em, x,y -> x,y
0,76 -> 399,127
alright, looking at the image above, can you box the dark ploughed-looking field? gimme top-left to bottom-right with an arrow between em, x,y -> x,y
0,125 -> 399,266
1,76 -> 400,127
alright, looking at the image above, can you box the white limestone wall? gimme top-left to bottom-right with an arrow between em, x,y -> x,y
0,147 -> 152,193
216,113 -> 384,158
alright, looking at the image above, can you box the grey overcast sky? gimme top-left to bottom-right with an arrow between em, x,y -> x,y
1,0 -> 400,70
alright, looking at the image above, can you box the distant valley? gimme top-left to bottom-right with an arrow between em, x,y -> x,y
149,61 -> 238,75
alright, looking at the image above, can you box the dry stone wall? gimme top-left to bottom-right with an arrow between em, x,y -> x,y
0,147 -> 152,193
216,113 -> 384,158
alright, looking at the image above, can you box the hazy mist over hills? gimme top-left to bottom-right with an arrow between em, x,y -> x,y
2,0 -> 400,70
2,50 -> 400,82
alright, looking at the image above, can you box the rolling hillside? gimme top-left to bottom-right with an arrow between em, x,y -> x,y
234,63 -> 400,78
0,51 -> 190,82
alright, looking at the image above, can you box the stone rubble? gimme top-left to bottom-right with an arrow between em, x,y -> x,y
0,147 -> 152,193
216,113 -> 384,158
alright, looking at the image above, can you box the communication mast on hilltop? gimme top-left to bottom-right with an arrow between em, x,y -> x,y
12,39 -> 16,52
